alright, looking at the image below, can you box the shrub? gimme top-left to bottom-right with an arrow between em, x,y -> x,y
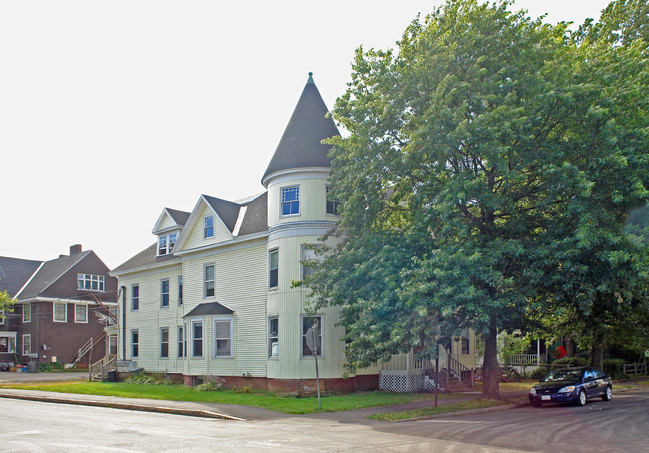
125,372 -> 169,385
231,385 -> 252,393
530,366 -> 550,381
603,358 -> 625,377
195,375 -> 224,392
38,362 -> 64,372
551,357 -> 588,368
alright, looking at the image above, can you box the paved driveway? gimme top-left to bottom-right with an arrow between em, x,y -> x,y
0,370 -> 88,384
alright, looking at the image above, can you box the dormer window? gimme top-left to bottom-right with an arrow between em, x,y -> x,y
78,274 -> 105,292
158,233 -> 177,256
204,215 -> 214,238
281,186 -> 300,216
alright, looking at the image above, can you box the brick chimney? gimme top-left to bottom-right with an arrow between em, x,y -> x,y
70,244 -> 83,255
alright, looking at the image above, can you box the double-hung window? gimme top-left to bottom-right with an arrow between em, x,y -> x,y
269,249 -> 278,289
75,304 -> 88,323
160,327 -> 169,358
204,265 -> 215,298
204,215 -> 214,239
22,334 -> 31,356
178,326 -> 185,358
22,303 -> 31,323
326,186 -> 341,215
281,186 -> 299,216
131,285 -> 139,311
131,330 -> 139,358
53,302 -> 67,322
0,310 -> 3,326
161,279 -> 170,307
301,316 -> 322,357
269,317 -> 279,358
158,233 -> 177,255
213,317 -> 233,358
192,320 -> 203,358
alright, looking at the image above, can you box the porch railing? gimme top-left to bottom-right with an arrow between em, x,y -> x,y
508,353 -> 541,366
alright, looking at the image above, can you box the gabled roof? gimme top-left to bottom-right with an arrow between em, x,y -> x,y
111,243 -> 180,274
0,256 -> 43,298
152,207 -> 191,235
202,195 -> 241,233
17,250 -> 92,300
183,301 -> 233,318
261,73 -> 340,186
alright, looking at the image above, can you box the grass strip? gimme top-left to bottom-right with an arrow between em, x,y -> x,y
369,398 -> 510,421
0,381 -> 460,414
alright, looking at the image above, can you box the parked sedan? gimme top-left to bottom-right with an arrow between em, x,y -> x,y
529,367 -> 612,407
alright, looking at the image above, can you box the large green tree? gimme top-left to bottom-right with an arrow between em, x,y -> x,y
307,0 -> 649,400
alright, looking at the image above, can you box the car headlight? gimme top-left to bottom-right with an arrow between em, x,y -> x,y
529,388 -> 537,395
558,386 -> 576,393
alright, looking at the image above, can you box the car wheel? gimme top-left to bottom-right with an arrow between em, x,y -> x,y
576,389 -> 587,406
602,386 -> 612,401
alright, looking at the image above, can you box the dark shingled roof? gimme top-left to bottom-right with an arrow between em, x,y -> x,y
237,192 -> 268,236
17,251 -> 92,299
203,195 -> 241,233
261,73 -> 340,184
111,243 -> 180,274
166,208 -> 191,226
0,256 -> 43,298
183,301 -> 233,317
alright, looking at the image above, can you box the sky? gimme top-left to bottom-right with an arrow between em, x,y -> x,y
1,0 -> 614,270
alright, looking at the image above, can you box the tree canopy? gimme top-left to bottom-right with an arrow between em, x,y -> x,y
306,0 -> 649,399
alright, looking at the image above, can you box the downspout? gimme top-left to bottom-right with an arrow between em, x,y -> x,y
121,286 -> 126,360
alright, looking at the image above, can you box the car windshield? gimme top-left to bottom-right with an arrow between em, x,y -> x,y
543,369 -> 583,382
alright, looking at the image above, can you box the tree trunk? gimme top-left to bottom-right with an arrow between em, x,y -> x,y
565,337 -> 575,358
590,333 -> 604,370
481,326 -> 500,400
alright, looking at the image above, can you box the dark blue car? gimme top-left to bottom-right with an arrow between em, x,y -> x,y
529,367 -> 612,407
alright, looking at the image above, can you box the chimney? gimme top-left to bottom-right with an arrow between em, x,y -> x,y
70,244 -> 83,255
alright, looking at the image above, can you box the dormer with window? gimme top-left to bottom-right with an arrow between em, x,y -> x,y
152,208 -> 190,257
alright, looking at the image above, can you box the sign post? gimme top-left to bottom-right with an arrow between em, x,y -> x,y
306,319 -> 322,410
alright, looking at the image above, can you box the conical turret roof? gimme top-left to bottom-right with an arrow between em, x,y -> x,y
262,73 -> 340,186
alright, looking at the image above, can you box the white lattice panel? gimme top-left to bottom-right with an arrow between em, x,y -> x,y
379,370 -> 423,393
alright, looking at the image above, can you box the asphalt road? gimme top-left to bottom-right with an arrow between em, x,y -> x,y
0,390 -> 646,452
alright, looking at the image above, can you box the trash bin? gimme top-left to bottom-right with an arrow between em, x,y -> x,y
27,361 -> 37,373
107,370 -> 119,382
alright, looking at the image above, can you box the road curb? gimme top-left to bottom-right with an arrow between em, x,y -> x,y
394,401 -> 530,422
0,392 -> 245,421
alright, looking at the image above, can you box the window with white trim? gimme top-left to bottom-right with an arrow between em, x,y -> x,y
192,320 -> 203,358
75,304 -> 88,323
22,334 -> 31,355
53,302 -> 67,322
0,310 -> 4,326
22,303 -> 31,323
160,327 -> 169,358
158,233 -> 177,256
178,326 -> 185,358
326,186 -> 341,215
131,285 -> 139,311
77,274 -> 105,292
204,264 -> 215,298
213,317 -> 233,358
269,249 -> 278,289
0,334 -> 16,353
161,279 -> 170,307
204,215 -> 214,239
281,186 -> 300,216
131,330 -> 139,358
301,244 -> 323,280
269,317 -> 279,358
301,316 -> 322,357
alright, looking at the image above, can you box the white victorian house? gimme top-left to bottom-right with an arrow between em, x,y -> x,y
111,74 -> 476,393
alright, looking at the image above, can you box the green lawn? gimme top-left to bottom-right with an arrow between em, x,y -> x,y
1,381 -> 461,414
369,398 -> 510,421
